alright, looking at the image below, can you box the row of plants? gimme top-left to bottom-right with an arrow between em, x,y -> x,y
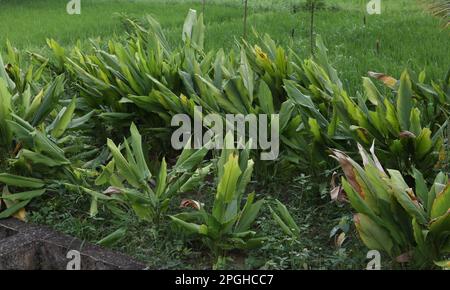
0,9 -> 448,268
0,35 -> 295,267
51,10 -> 450,177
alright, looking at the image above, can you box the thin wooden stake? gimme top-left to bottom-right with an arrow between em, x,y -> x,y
310,0 -> 316,56
243,0 -> 248,40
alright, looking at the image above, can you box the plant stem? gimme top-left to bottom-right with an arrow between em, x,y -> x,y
243,0 -> 248,40
310,0 -> 316,56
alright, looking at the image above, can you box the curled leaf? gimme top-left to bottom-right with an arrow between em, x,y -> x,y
330,172 -> 347,202
180,199 -> 202,210
103,186 -> 123,195
368,71 -> 397,88
335,232 -> 346,248
330,149 -> 364,198
399,131 -> 416,139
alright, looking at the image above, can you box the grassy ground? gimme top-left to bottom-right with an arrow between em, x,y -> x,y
2,0 -> 449,269
28,174 -> 370,269
1,0 -> 449,95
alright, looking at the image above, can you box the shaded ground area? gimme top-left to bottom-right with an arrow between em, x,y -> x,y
28,175 -> 371,269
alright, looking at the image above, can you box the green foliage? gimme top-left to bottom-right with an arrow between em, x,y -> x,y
333,145 -> 450,268
0,49 -> 64,150
334,71 -> 446,175
0,2 -> 448,270
0,47 -> 95,219
90,123 -> 211,223
0,111 -> 95,218
170,133 -> 265,267
286,44 -> 449,177
0,78 -> 12,148
58,10 -> 450,179
269,199 -> 300,238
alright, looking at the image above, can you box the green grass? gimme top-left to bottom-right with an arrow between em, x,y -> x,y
28,173 -> 370,270
1,0 -> 446,49
1,0 -> 449,94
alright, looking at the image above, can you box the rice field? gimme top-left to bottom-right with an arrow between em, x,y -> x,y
1,0 -> 449,94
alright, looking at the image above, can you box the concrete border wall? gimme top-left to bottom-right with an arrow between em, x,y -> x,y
0,218 -> 146,270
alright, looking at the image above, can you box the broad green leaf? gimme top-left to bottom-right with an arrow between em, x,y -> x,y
170,215 -> 205,234
107,138 -> 139,188
257,80 -> 274,114
239,50 -> 254,103
155,158 -> 167,197
179,164 -> 211,192
434,260 -> 450,270
175,144 -> 209,172
1,189 -> 45,201
0,174 -> 45,188
130,123 -> 151,181
413,168 -> 429,210
431,183 -> 450,219
274,199 -> 300,235
355,213 -> 394,256
363,77 -> 383,106
33,131 -> 69,164
389,169 -> 428,225
415,128 -> 433,160
192,12 -> 205,50
0,79 -> 12,147
412,218 -> 425,247
429,212 -> 450,237
182,9 -> 197,43
97,228 -> 127,247
0,52 -> 15,90
396,71 -> 413,131
90,197 -> 98,217
68,110 -> 94,129
235,193 -> 263,233
31,74 -> 65,127
217,154 -> 241,203
21,149 -> 70,167
278,100 -> 295,132
236,160 -> 254,196
0,200 -> 30,219
270,207 -> 294,237
24,89 -> 44,121
409,108 -> 422,136
51,97 -> 77,138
